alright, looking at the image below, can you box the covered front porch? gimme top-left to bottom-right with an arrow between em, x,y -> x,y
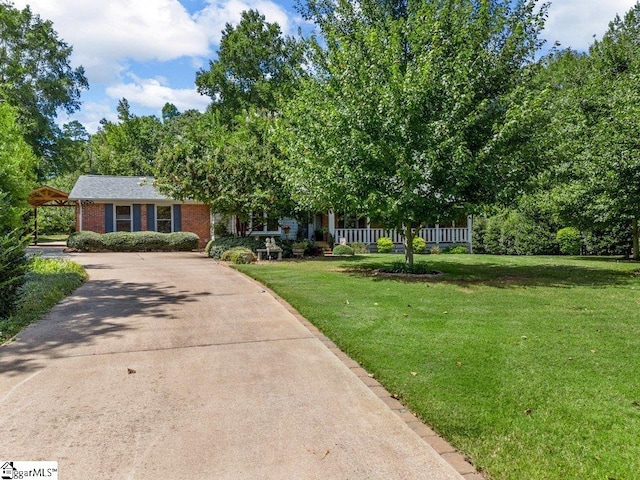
308,212 -> 473,251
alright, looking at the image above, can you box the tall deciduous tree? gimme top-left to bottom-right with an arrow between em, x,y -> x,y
534,5 -> 640,259
195,9 -> 306,122
282,0 -> 548,265
0,1 -> 87,176
155,109 -> 296,230
0,102 -> 36,232
89,98 -> 163,176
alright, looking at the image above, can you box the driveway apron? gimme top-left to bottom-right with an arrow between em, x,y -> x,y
0,252 -> 464,479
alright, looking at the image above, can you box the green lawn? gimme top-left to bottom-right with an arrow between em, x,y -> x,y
0,257 -> 86,343
235,254 -> 640,480
34,234 -> 69,243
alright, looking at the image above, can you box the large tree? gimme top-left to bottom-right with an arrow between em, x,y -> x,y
531,5 -> 640,259
89,99 -> 163,176
282,0 -> 548,265
154,109 -> 296,231
0,1 -> 88,176
0,102 -> 36,233
155,10 -> 305,229
195,9 -> 306,122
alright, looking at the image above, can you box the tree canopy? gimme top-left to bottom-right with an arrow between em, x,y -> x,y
155,109 -> 296,229
0,102 -> 36,232
530,4 -> 640,259
89,99 -> 163,176
0,1 -> 88,176
195,9 -> 306,122
282,0 -> 548,264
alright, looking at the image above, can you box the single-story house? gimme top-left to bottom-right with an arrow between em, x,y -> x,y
68,175 -> 212,247
69,175 -> 472,251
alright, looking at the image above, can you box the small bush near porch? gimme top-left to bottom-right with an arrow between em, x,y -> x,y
234,254 -> 640,480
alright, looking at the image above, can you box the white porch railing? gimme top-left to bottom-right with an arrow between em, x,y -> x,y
334,227 -> 470,246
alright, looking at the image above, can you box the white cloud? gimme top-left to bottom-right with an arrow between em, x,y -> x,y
542,0 -> 637,52
195,0 -> 293,45
106,75 -> 211,112
57,102 -> 117,134
12,0 -> 211,83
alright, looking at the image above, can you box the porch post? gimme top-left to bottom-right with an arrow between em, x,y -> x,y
78,200 -> 83,232
467,215 -> 473,253
328,211 -> 335,244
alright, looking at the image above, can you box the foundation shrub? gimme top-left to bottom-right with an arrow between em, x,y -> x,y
332,244 -> 354,256
376,237 -> 393,253
67,231 -> 199,252
412,237 -> 426,254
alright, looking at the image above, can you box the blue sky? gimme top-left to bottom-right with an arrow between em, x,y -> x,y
12,0 -> 639,133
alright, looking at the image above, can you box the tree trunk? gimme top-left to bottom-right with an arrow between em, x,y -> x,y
404,226 -> 414,267
633,217 -> 639,261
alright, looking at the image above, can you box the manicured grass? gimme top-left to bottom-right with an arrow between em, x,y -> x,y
34,234 -> 69,243
0,257 -> 86,343
235,254 -> 640,480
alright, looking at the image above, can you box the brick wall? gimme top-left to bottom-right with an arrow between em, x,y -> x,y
181,204 -> 211,248
78,202 -> 105,233
77,202 -> 210,248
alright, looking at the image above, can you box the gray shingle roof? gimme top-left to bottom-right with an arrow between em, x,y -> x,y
69,175 -> 171,202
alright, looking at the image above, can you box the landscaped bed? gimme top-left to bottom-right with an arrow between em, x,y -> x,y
234,254 -> 640,480
0,257 -> 87,344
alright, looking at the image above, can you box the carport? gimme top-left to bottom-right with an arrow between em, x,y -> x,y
27,186 -> 75,244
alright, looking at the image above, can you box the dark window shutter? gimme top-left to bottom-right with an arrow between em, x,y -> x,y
147,204 -> 155,231
104,203 -> 114,233
172,204 -> 182,232
132,204 -> 142,231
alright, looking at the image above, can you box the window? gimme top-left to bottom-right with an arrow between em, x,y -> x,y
115,205 -> 131,232
250,211 -> 280,233
156,206 -> 172,233
337,214 -> 367,229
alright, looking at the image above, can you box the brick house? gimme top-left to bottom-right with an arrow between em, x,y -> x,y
68,175 -> 211,248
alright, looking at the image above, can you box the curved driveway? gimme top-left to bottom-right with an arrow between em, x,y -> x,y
0,252 -> 466,479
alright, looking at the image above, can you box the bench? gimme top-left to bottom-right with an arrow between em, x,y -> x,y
256,247 -> 282,261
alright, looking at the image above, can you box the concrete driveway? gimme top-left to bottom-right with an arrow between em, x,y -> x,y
0,252 -> 469,479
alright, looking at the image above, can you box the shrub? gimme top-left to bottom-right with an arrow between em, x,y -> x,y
556,227 -> 582,255
583,223 -> 632,256
204,239 -> 214,255
349,242 -> 368,254
477,211 -> 559,255
444,245 -> 468,254
0,230 -> 30,319
167,232 -> 199,251
430,246 -> 442,255
377,237 -> 394,253
333,244 -> 354,256
66,231 -> 199,252
221,247 -> 256,264
412,237 -> 426,254
472,216 -> 488,254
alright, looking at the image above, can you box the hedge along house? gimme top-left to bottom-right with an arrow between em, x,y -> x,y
68,175 -> 212,248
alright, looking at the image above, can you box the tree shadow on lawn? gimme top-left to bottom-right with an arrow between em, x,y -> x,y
340,258 -> 638,288
0,278 -> 210,377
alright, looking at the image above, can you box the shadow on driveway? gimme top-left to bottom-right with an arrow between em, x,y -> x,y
1,277 -> 210,377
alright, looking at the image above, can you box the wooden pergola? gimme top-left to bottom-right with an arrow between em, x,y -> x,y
27,186 -> 75,245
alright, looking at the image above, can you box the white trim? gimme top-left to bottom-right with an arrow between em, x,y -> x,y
78,200 -> 83,231
114,204 -> 133,232
155,204 -> 173,233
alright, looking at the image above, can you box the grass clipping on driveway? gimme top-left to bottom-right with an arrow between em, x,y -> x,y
1,257 -> 86,343
235,254 -> 640,480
